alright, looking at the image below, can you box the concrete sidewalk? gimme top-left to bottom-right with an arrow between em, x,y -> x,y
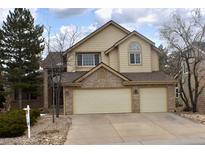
64,113 -> 205,145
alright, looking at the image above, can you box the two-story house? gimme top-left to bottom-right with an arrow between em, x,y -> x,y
42,20 -> 176,114
177,42 -> 205,113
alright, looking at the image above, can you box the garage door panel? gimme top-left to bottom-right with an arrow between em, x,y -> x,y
140,88 -> 167,112
73,89 -> 131,114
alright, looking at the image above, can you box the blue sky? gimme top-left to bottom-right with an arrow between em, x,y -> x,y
36,9 -> 96,33
32,8 -> 172,47
1,8 -> 204,56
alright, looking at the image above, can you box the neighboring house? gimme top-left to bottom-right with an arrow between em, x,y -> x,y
177,42 -> 205,113
10,73 -> 44,109
41,52 -> 65,110
42,20 -> 177,114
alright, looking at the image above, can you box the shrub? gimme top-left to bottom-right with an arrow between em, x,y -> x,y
0,110 -> 26,137
0,108 -> 40,138
30,108 -> 40,126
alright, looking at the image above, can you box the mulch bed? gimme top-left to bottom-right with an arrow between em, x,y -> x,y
177,112 -> 205,124
0,115 -> 72,145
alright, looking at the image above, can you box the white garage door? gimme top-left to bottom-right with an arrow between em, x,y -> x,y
140,88 -> 167,112
73,88 -> 131,114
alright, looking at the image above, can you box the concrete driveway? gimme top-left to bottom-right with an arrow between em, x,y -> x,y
64,113 -> 205,145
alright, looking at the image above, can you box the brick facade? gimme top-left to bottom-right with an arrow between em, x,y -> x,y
63,67 -> 176,114
198,96 -> 205,114
167,85 -> 176,112
81,67 -> 124,88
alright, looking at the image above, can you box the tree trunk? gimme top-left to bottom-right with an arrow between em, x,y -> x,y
18,88 -> 22,109
179,77 -> 191,110
56,84 -> 60,118
192,103 -> 197,113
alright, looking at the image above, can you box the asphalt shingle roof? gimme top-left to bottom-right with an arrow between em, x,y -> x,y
61,71 -> 174,83
41,52 -> 64,69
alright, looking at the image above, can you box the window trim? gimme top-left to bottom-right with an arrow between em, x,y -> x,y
175,87 -> 179,98
129,52 -> 142,65
76,52 -> 100,67
128,42 -> 142,65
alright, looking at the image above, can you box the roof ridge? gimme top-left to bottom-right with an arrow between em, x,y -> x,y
73,62 -> 130,82
63,20 -> 130,55
104,30 -> 156,55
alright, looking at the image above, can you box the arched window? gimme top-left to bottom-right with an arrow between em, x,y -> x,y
128,42 -> 141,64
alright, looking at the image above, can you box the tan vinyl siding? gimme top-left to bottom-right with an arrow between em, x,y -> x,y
67,51 -> 75,72
74,25 -> 127,51
118,35 -> 152,73
151,49 -> 159,71
108,48 -> 119,71
67,24 -> 127,72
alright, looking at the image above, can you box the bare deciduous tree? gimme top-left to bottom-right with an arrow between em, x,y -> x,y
160,9 -> 205,112
44,25 -> 81,118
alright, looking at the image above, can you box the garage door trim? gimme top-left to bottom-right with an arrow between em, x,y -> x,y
73,88 -> 132,114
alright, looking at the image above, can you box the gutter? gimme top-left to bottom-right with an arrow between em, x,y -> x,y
123,80 -> 178,86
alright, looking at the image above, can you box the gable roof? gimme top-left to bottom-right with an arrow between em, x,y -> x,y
61,71 -> 176,85
104,30 -> 159,55
41,52 -> 64,69
63,20 -> 130,55
73,62 -> 130,83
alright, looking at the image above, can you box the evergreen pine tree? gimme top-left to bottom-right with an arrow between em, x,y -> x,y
0,8 -> 44,108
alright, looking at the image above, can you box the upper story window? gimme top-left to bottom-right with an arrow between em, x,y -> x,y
77,53 -> 100,66
129,42 -> 141,65
182,62 -> 188,74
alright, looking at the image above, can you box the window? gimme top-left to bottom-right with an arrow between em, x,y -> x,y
182,62 -> 188,74
175,87 -> 179,98
129,42 -> 141,64
77,53 -> 100,66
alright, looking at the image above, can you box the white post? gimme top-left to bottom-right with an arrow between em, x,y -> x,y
23,105 -> 31,138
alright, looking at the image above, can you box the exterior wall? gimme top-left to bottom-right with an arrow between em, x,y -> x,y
108,48 -> 119,71
179,60 -> 205,113
67,24 -> 127,72
133,85 -> 175,113
167,85 -> 176,112
118,35 -> 152,73
131,86 -> 140,113
74,25 -> 127,51
63,67 -> 175,114
198,95 -> 205,114
43,69 -> 48,109
63,87 -> 73,114
198,60 -> 205,114
64,67 -> 131,114
66,24 -> 160,73
151,50 -> 159,71
80,67 -> 124,88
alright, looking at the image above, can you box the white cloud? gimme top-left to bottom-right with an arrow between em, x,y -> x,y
42,8 -> 205,57
0,8 -> 38,27
49,8 -> 91,18
42,23 -> 98,58
59,23 -> 98,43
137,14 -> 157,24
29,8 -> 38,19
94,8 -> 205,28
94,8 -> 113,25
0,8 -> 12,26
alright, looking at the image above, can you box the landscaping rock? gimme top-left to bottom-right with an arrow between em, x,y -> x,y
178,112 -> 205,124
0,115 -> 71,145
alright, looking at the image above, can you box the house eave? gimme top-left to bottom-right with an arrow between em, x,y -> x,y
62,82 -> 82,87
123,80 -> 178,86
